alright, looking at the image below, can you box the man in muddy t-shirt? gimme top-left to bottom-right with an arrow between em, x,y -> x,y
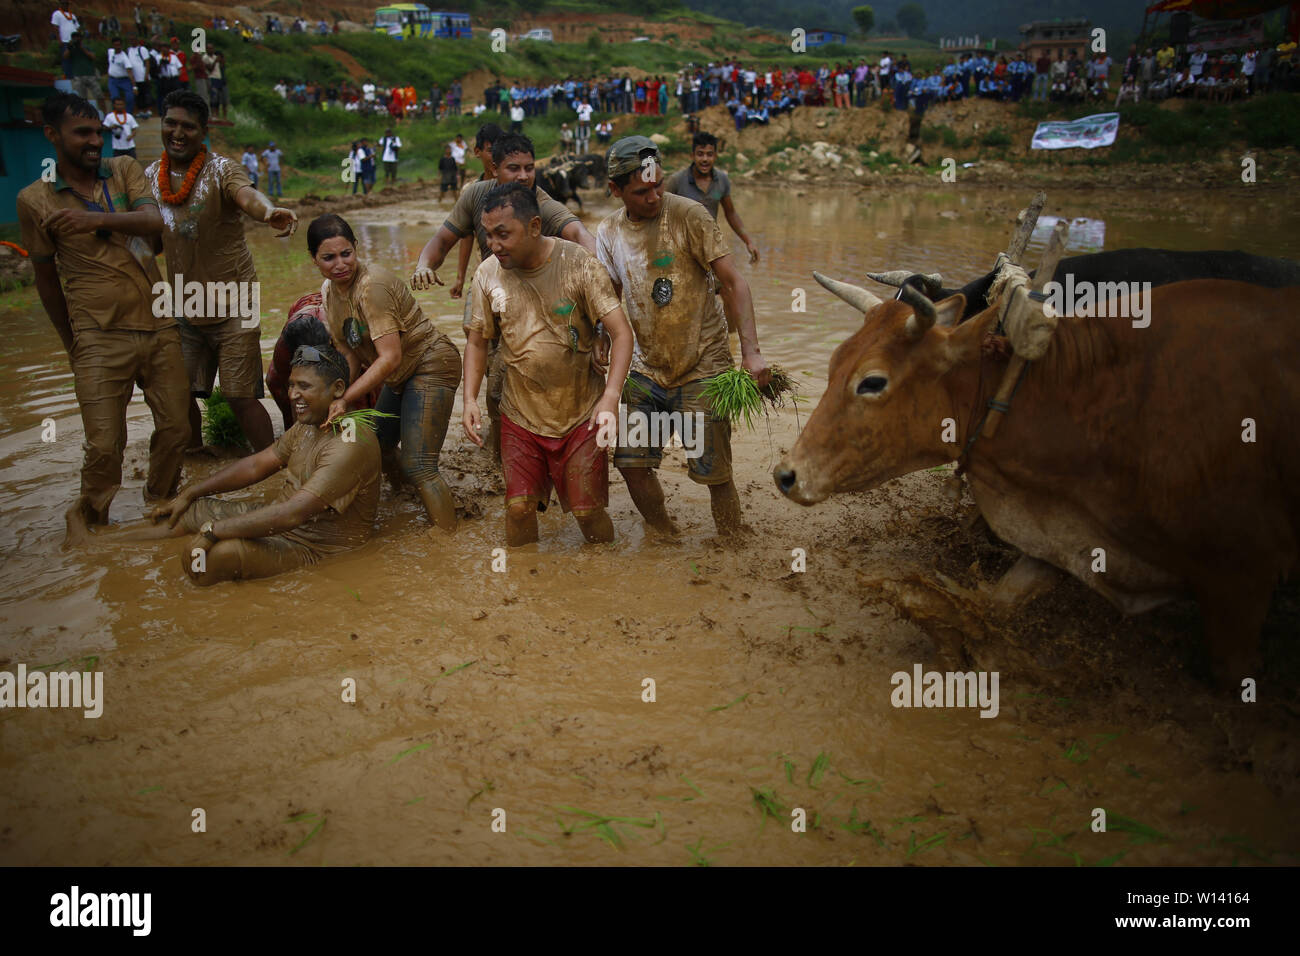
90,344 -> 381,584
596,136 -> 769,539
410,132 -> 600,459
19,92 -> 190,534
145,90 -> 298,454
463,183 -> 633,547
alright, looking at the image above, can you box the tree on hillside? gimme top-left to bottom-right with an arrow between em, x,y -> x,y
851,5 -> 875,35
896,2 -> 927,38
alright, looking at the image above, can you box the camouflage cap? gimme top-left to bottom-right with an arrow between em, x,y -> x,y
606,135 -> 659,179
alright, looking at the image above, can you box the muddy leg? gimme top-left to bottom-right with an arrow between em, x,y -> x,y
182,540 -> 242,586
707,479 -> 744,538
574,507 -> 614,544
228,397 -> 273,452
186,397 -> 204,453
505,497 -> 539,546
618,466 -> 678,535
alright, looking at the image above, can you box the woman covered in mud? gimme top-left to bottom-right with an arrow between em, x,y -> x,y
309,213 -> 463,532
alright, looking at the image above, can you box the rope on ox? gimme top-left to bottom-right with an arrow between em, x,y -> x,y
949,198 -> 1067,501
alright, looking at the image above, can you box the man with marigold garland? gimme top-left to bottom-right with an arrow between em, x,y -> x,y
145,90 -> 298,452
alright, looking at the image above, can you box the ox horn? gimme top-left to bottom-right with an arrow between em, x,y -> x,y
814,271 -> 881,314
900,283 -> 938,339
867,270 -> 944,296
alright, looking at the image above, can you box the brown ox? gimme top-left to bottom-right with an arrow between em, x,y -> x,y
774,275 -> 1300,687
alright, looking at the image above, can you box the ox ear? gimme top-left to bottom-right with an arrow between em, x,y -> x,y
935,294 -> 965,328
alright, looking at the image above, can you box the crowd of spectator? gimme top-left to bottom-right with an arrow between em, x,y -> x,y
51,7 -> 230,120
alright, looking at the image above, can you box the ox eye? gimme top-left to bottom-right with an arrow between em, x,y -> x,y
857,375 -> 888,396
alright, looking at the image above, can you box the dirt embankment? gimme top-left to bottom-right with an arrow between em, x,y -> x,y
688,101 -> 1300,192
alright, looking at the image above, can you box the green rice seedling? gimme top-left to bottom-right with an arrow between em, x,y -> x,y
686,837 -> 731,866
201,387 -> 247,449
807,752 -> 830,788
750,787 -> 787,829
703,367 -> 763,430
622,373 -> 654,403
329,408 -> 398,436
287,813 -> 326,856
703,364 -> 801,430
906,830 -> 948,858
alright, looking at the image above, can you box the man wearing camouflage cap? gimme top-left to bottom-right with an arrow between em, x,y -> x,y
596,136 -> 769,539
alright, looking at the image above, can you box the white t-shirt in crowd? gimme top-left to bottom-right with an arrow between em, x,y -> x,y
363,83 -> 376,102
106,49 -> 133,78
880,55 -> 892,75
103,111 -> 138,151
380,136 -> 401,163
576,102 -> 593,123
51,10 -> 79,43
129,46 -> 148,81
450,141 -> 466,164
510,105 -> 524,122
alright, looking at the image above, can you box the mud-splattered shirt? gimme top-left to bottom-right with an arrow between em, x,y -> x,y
469,238 -> 620,437
595,192 -> 732,389
18,157 -> 166,333
322,262 -> 450,390
443,180 -> 579,260
271,421 -> 380,553
145,151 -> 256,326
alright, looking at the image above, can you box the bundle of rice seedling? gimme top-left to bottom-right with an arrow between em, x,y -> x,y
702,365 -> 801,430
702,367 -> 764,430
201,388 -> 247,449
329,408 -> 398,436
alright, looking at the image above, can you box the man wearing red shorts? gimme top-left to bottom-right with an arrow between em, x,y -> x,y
463,182 -> 633,546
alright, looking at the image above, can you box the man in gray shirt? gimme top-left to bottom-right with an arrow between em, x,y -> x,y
261,141 -> 283,196
664,131 -> 758,262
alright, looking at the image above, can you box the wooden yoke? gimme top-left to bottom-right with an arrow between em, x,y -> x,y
982,217 -> 1070,438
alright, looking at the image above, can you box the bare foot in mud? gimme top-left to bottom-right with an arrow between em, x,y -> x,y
63,502 -> 92,549
706,523 -> 757,549
641,516 -> 681,542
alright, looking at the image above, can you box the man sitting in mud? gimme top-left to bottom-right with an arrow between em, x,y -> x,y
73,344 -> 380,585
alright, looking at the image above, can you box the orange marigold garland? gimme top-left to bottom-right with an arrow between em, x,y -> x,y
158,146 -> 206,205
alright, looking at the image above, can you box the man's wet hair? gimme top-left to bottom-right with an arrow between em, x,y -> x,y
492,132 -> 535,167
692,132 -> 718,151
162,88 -> 209,127
306,213 -> 357,257
42,92 -> 98,129
482,181 -> 540,225
611,148 -> 659,189
290,342 -> 350,387
475,122 -> 504,150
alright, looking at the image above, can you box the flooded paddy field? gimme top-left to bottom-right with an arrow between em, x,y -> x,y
1,186 -> 1297,866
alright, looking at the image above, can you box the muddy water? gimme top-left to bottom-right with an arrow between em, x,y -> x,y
1,186 -> 1298,866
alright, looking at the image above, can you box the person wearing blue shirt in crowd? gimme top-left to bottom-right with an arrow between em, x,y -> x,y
734,100 -> 747,130
893,64 -> 912,109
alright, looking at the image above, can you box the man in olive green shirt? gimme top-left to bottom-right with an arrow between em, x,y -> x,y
19,93 -> 189,536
